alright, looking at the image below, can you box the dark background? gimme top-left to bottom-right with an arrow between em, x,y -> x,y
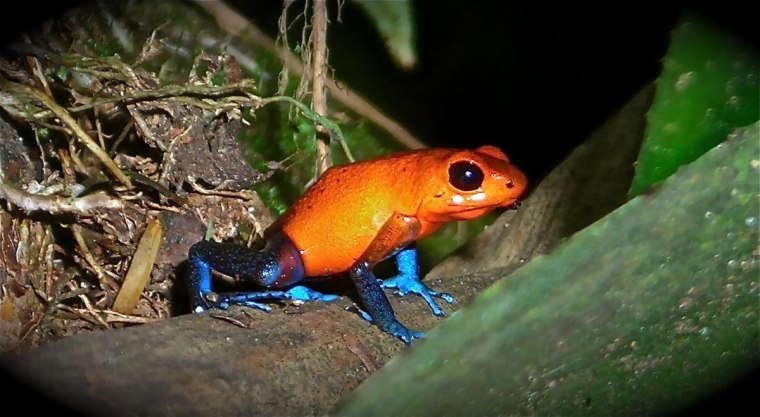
0,1 -> 756,180
1,1 -> 757,416
234,1 -> 757,183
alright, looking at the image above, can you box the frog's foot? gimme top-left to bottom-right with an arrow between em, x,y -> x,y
381,275 -> 455,317
282,286 -> 340,303
385,321 -> 426,344
347,304 -> 426,344
193,286 -> 339,313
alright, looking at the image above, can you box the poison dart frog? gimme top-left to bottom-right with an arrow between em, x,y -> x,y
188,145 -> 527,343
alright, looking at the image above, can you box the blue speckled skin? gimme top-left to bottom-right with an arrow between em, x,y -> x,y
348,259 -> 426,344
188,236 -> 453,343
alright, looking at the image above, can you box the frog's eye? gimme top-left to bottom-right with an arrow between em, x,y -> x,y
448,161 -> 484,191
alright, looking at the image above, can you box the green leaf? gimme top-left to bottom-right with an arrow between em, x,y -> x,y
336,123 -> 759,417
55,66 -> 68,81
629,12 -> 759,197
352,0 -> 418,69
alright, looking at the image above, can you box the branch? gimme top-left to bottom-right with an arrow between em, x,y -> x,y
0,177 -> 123,216
311,0 -> 331,174
32,79 -> 260,119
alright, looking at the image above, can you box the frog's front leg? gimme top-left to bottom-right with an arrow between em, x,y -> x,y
347,213 -> 433,344
188,232 -> 338,313
381,245 -> 455,317
350,261 -> 425,344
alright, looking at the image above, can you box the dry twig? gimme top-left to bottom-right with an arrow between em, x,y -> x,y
0,178 -> 123,216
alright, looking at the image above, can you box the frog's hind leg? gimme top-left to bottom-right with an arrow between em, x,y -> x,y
188,234 -> 337,313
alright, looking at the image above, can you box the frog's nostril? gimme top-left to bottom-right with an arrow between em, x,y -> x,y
506,179 -> 514,189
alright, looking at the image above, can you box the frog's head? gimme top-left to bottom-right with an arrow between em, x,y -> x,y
420,145 -> 527,222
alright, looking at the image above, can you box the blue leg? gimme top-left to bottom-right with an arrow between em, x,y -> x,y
350,261 -> 425,344
198,286 -> 339,312
188,237 -> 338,313
381,246 -> 455,317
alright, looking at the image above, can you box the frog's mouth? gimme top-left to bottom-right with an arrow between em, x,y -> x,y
491,196 -> 522,211
506,199 -> 522,210
447,196 -> 522,211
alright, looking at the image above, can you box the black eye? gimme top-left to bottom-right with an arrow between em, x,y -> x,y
448,161 -> 484,191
